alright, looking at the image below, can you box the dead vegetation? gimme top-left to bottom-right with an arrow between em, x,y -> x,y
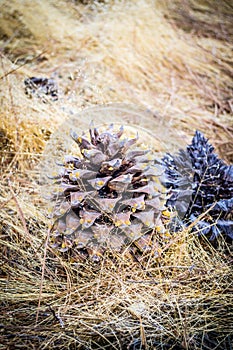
0,0 -> 232,349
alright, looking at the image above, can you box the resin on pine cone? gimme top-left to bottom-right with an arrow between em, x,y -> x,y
49,124 -> 169,261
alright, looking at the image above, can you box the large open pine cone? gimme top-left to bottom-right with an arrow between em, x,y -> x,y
49,124 -> 169,261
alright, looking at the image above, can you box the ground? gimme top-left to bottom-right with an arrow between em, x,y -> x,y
0,1 -> 232,349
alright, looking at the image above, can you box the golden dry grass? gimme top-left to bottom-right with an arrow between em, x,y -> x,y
0,0 -> 232,349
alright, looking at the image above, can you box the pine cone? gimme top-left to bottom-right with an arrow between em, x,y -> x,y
49,125 -> 168,261
24,77 -> 58,101
162,131 -> 233,240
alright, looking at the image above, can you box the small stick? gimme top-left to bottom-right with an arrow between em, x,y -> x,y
47,305 -> 65,328
0,51 -> 47,80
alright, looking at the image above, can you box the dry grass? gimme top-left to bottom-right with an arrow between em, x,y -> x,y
0,0 -> 232,349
